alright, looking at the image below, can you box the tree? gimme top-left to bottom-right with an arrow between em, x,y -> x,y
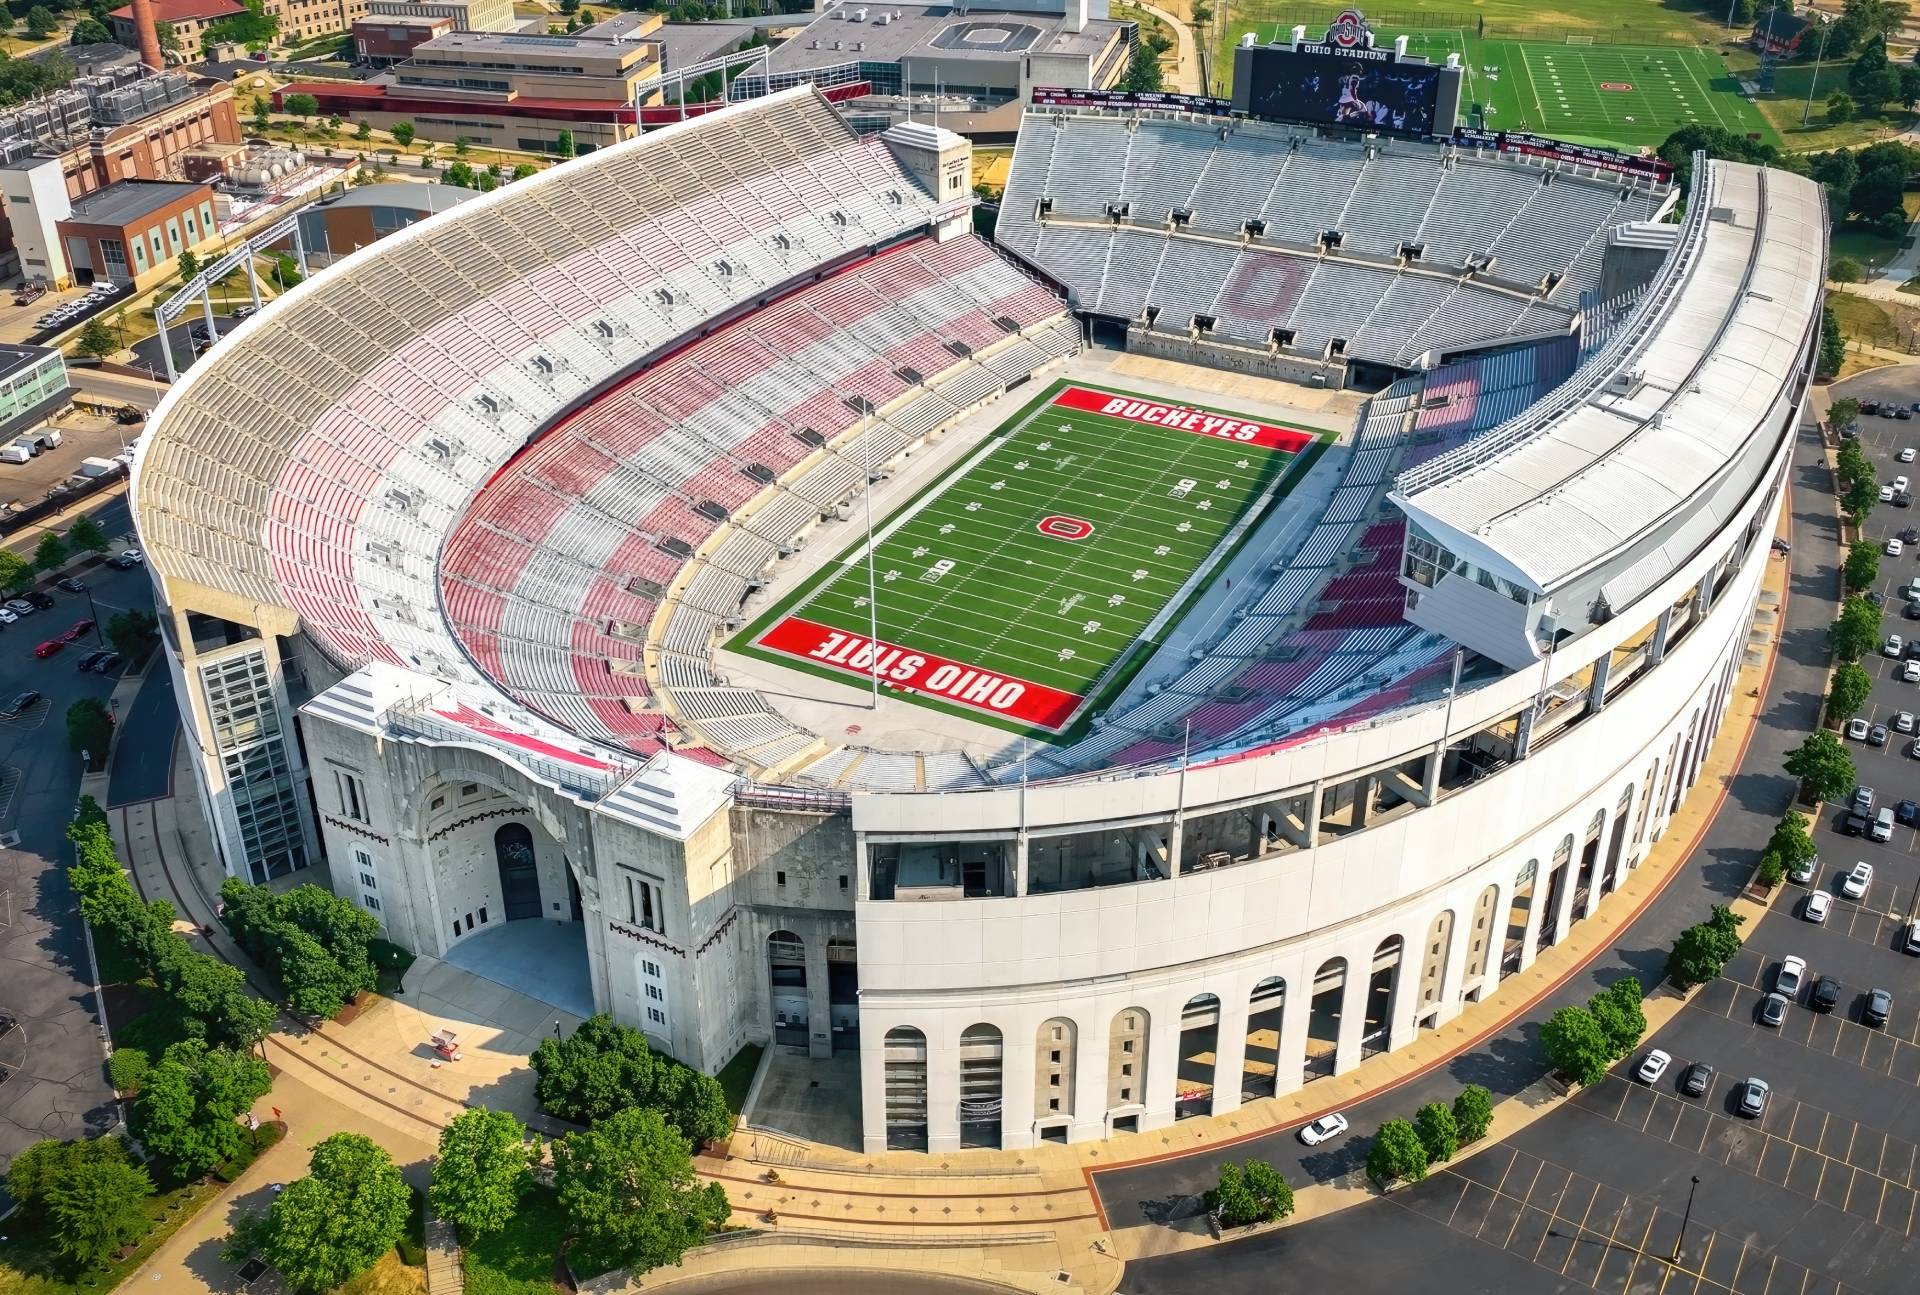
1588,977 -> 1646,1061
1757,851 -> 1787,887
75,316 -> 118,360
551,1107 -> 730,1276
1657,124 -> 1778,191
0,549 -> 30,597
106,608 -> 158,658
218,879 -> 380,1020
1829,660 -> 1874,722
67,513 -> 110,554
431,1107 -> 536,1238
1831,597 -> 1882,662
1365,1118 -> 1429,1186
390,121 -> 415,147
1540,1004 -> 1612,1086
131,1039 -> 272,1182
1783,728 -> 1856,804
1206,1159 -> 1294,1228
1820,304 -> 1846,381
453,135 -> 469,157
68,15 -> 108,42
1413,1101 -> 1459,1165
23,6 -> 57,39
203,0 -> 277,47
532,1014 -> 733,1144
251,96 -> 271,133
269,253 -> 301,290
1766,811 -> 1818,876
1452,1084 -> 1494,1144
108,1046 -> 150,1095
47,1151 -> 153,1267
1832,255 -> 1865,284
1121,40 -> 1164,93
512,162 -> 537,181
1845,472 -> 1881,521
1846,540 -> 1881,592
34,529 -> 66,573
67,698 -> 113,761
355,119 -> 372,142
443,160 -> 476,189
283,92 -> 317,123
177,249 -> 200,281
259,1134 -> 410,1291
555,129 -> 576,159
8,1136 -> 137,1217
1667,905 -> 1747,989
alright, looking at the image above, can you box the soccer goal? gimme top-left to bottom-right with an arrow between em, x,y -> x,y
1565,34 -> 1595,45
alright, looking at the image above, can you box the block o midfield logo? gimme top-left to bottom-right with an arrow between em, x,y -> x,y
1037,514 -> 1095,541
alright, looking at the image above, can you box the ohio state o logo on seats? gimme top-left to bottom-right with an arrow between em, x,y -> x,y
1037,515 -> 1094,541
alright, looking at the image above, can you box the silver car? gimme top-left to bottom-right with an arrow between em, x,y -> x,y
1738,1077 -> 1769,1118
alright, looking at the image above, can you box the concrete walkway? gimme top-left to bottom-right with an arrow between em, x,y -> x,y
1140,3 -> 1202,95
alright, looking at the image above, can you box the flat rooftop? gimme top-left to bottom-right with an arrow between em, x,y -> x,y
767,4 -> 1124,72
0,342 -> 59,378
66,179 -> 207,226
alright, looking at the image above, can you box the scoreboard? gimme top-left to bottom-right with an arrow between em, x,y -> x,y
1230,9 -> 1463,139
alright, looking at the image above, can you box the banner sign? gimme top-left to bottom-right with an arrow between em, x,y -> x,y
757,616 -> 1083,730
1453,127 -> 1674,182
1030,86 -> 1233,115
1052,385 -> 1316,453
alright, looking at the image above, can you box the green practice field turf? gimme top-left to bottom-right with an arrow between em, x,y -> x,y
730,382 -> 1327,736
1242,24 -> 1778,151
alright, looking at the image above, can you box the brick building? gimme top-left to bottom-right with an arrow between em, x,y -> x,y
56,179 -> 219,289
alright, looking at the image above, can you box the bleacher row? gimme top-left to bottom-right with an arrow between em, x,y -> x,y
439,233 -> 1075,762
1401,335 -> 1580,470
1004,377 -> 1450,780
997,110 -> 1668,367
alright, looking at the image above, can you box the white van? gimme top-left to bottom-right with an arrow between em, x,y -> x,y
0,444 -> 30,465
30,428 -> 60,451
1873,807 -> 1896,842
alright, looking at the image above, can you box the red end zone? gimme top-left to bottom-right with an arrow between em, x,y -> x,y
757,616 -> 1082,730
1053,386 -> 1316,453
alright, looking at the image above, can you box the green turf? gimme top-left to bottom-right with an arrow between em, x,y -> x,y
730,381 -> 1323,737
1232,23 -> 1779,152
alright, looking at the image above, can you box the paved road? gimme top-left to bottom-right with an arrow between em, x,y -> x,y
0,557 -> 157,1169
1117,413 -> 1845,1290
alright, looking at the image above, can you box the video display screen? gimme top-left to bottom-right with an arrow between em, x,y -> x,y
1240,47 -> 1448,137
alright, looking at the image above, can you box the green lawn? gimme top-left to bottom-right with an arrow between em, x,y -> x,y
463,1187 -> 574,1295
730,381 -> 1321,737
715,1042 -> 763,1115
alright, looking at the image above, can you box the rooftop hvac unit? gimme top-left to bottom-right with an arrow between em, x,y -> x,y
852,6 -> 867,18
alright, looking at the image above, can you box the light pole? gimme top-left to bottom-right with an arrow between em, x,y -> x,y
1671,1174 -> 1701,1263
1802,15 -> 1835,126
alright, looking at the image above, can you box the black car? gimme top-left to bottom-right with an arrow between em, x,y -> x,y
1898,408 -> 1912,421
24,590 -> 53,610
1811,976 -> 1842,1013
88,651 -> 120,674
107,552 -> 141,569
1680,1061 -> 1713,1097
1900,800 -> 1920,826
1844,812 -> 1870,836
1864,399 -> 1883,414
1865,988 -> 1893,1028
1869,591 -> 1887,607
1897,491 -> 1914,507
114,405 -> 144,425
54,577 -> 84,594
1,689 -> 39,717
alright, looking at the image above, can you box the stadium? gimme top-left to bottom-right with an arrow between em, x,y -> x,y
131,43 -> 1822,1154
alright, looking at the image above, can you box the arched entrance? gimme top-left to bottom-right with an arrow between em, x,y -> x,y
826,936 -> 859,1052
1242,977 -> 1285,1100
768,931 -> 808,1049
958,1023 -> 1004,1148
1361,936 -> 1402,1058
495,823 -> 541,920
1176,993 -> 1220,1119
883,1026 -> 928,1150
1305,959 -> 1344,1083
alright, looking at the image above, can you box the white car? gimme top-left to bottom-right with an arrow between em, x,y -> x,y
1,599 -> 31,616
0,608 -> 15,625
1890,538 -> 1906,557
1906,660 -> 1920,684
1885,485 -> 1898,503
1636,1049 -> 1671,1084
1805,891 -> 1831,923
1843,861 -> 1874,899
1849,716 -> 1872,740
1896,711 -> 1917,733
1888,634 -> 1906,657
1898,476 -> 1911,493
1776,955 -> 1807,998
1298,1112 -> 1349,1146
1904,448 -> 1917,463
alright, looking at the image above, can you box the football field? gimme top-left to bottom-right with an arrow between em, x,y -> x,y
1243,25 -> 1776,151
731,383 -> 1326,735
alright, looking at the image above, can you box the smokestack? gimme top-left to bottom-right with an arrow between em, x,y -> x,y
130,0 -> 166,71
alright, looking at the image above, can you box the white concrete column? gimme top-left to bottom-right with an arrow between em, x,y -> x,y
1386,933 -> 1421,1052
1141,994 -> 1181,1132
1208,986 -> 1251,1116
859,1034 -> 888,1155
1332,953 -> 1369,1076
1000,1019 -> 1037,1150
1515,864 -> 1545,976
804,935 -> 832,1060
926,1024 -> 961,1153
1274,973 -> 1312,1099
1070,1012 -> 1109,1143
1436,891 -> 1478,1025
1549,846 -> 1580,945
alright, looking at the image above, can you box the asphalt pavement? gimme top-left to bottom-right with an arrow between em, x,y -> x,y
1119,410 -> 1858,1291
0,555 -> 156,1169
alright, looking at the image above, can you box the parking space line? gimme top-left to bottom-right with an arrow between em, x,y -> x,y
1444,1174 -> 1470,1228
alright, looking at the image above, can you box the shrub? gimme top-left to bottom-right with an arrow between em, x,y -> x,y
1365,1118 -> 1429,1187
1452,1084 -> 1494,1144
1206,1159 -> 1294,1228
107,1046 -> 150,1095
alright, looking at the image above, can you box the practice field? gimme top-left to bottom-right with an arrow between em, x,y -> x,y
730,383 -> 1326,736
1242,25 -> 1777,151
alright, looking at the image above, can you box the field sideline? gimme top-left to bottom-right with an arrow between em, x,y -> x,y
729,380 -> 1332,738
